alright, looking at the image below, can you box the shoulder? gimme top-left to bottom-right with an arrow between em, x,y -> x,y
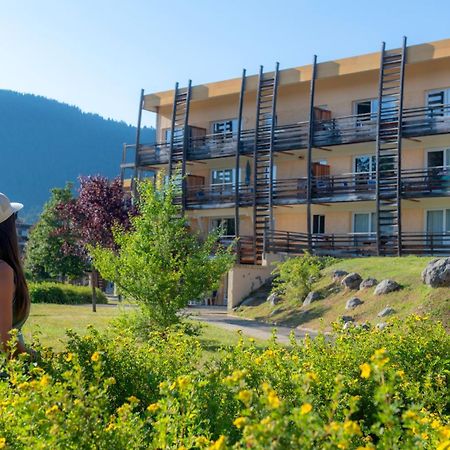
0,260 -> 14,285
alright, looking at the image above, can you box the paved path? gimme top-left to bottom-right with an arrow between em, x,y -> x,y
187,306 -> 319,345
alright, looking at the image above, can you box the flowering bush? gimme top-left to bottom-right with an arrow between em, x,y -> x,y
0,317 -> 448,448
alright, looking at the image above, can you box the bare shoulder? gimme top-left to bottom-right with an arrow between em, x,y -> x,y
0,260 -> 14,284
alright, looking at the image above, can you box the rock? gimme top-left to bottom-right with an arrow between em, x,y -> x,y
359,278 -> 378,290
421,257 -> 450,288
302,291 -> 321,307
376,322 -> 388,330
358,322 -> 370,331
341,273 -> 362,290
345,297 -> 363,310
374,279 -> 400,295
332,269 -> 348,281
340,315 -> 354,323
342,321 -> 354,330
377,307 -> 395,317
267,292 -> 282,306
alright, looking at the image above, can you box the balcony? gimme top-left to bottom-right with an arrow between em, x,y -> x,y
264,230 -> 450,258
126,104 -> 450,167
183,167 -> 450,209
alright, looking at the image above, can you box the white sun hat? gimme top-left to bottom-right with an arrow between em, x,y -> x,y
0,193 -> 24,224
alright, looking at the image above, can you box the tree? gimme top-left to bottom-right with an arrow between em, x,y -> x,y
89,175 -> 235,328
57,175 -> 133,311
24,184 -> 85,281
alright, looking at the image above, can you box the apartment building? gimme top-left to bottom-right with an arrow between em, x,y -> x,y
121,37 -> 450,307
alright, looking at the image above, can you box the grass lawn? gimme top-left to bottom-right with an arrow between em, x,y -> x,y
22,303 -> 255,354
237,256 -> 450,331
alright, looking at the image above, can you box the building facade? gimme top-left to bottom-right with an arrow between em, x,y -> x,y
122,37 -> 450,307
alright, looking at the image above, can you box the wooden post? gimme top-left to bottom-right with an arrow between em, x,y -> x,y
90,270 -> 97,313
133,89 -> 145,199
306,56 -> 318,253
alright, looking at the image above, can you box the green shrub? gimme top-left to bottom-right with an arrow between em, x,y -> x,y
272,253 -> 336,301
28,282 -> 108,305
0,317 -> 447,448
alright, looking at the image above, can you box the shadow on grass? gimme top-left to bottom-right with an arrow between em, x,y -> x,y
260,304 -> 331,328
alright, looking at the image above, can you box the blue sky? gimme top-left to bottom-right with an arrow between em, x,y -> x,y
1,0 -> 449,127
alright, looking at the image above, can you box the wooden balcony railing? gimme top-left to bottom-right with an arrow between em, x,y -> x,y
125,104 -> 450,167
182,167 -> 450,208
264,230 -> 450,257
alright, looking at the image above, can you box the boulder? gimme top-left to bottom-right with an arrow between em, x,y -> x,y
359,278 -> 378,290
342,321 -> 354,330
345,297 -> 363,310
267,292 -> 282,306
302,291 -> 321,307
374,279 -> 400,295
376,322 -> 388,330
377,307 -> 395,317
340,315 -> 354,323
421,257 -> 450,288
332,269 -> 348,281
341,273 -> 362,290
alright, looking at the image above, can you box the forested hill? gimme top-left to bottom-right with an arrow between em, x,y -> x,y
0,90 -> 155,222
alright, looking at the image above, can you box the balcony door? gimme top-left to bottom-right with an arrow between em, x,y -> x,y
426,209 -> 450,247
354,97 -> 396,123
211,217 -> 236,236
211,168 -> 236,195
354,155 -> 376,190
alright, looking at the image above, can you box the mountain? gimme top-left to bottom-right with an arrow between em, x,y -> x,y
0,90 -> 155,222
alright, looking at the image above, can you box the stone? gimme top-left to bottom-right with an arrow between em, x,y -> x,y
374,279 -> 400,295
302,291 -> 321,307
345,297 -> 364,310
342,321 -> 354,330
359,278 -> 378,290
270,307 -> 283,317
332,269 -> 348,281
377,307 -> 395,317
421,257 -> 450,288
340,315 -> 354,323
358,322 -> 371,331
266,292 -> 282,306
376,322 -> 388,330
341,273 -> 362,290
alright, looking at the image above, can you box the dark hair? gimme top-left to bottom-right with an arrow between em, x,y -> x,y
0,214 -> 30,324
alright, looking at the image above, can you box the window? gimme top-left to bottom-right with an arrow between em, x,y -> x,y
426,209 -> 450,233
211,168 -> 235,188
427,89 -> 450,116
353,213 -> 376,234
427,148 -> 450,169
354,155 -> 376,175
164,128 -> 183,143
354,97 -> 396,121
212,119 -> 238,134
211,218 -> 236,236
312,215 -> 325,234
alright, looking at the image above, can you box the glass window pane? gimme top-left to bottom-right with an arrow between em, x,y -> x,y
446,210 -> 450,233
354,213 -> 370,233
427,151 -> 444,168
427,210 -> 444,233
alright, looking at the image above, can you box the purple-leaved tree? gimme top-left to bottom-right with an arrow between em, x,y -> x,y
58,175 -> 133,311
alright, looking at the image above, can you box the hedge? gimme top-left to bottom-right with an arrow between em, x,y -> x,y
28,282 -> 108,305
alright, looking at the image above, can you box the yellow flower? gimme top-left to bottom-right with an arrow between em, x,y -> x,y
300,403 -> 312,415
403,410 -> 417,420
343,420 -> 362,436
237,390 -> 252,405
208,435 -> 226,450
292,355 -> 299,363
356,446 -> 374,450
306,372 -> 318,381
0,438 -> 6,449
233,416 -> 247,429
360,363 -> 371,379
421,433 -> 429,440
195,436 -> 209,446
147,403 -> 159,413
267,391 -> 281,409
45,405 -> 59,415
91,352 -> 100,362
178,446 -> 187,450
437,441 -> 450,450
65,352 -> 73,362
177,376 -> 190,391
40,374 -> 50,387
396,370 -> 405,378
127,396 -> 139,405
254,357 -> 263,365
105,423 -> 116,432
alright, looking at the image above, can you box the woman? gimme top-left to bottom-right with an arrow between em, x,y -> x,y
0,193 -> 30,355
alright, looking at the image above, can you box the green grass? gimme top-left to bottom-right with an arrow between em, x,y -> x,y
22,303 -> 259,354
237,256 -> 450,331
